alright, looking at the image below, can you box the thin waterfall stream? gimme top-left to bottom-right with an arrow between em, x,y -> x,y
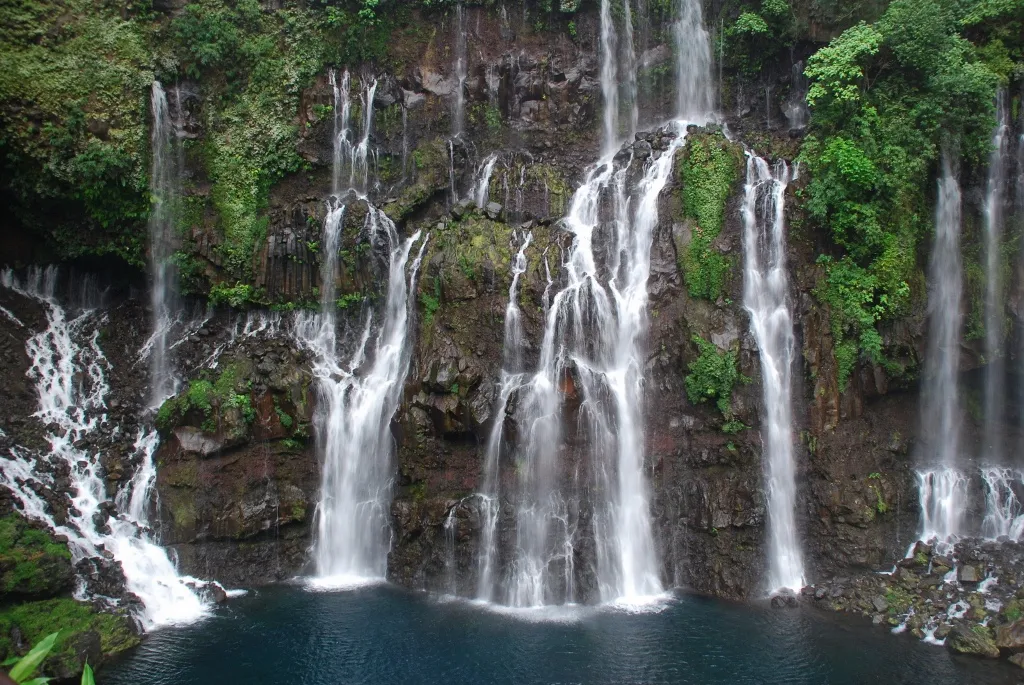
916,155 -> 968,551
982,89 -> 1011,465
741,154 -> 805,593
299,65 -> 429,583
145,81 -> 182,407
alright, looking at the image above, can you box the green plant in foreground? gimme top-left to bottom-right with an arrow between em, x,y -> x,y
3,631 -> 95,684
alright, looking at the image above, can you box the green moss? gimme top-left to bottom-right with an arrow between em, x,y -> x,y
885,586 -> 913,614
274,401 -> 294,429
0,0 -> 153,265
0,516 -> 72,596
0,598 -> 139,677
678,132 -> 742,300
156,362 -> 255,433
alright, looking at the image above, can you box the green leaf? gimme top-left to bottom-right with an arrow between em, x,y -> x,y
9,631 -> 58,682
81,662 -> 95,685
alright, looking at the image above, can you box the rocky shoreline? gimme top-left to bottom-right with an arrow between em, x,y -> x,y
799,537 -> 1024,672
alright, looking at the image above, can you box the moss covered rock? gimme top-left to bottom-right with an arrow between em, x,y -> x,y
0,515 -> 74,598
0,598 -> 140,679
947,624 -> 1000,658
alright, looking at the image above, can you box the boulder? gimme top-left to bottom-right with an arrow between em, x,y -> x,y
173,426 -> 224,456
871,596 -> 889,613
959,565 -> 980,583
485,202 -> 502,220
947,624 -> 1000,658
995,620 -> 1024,651
1010,653 -> 1024,669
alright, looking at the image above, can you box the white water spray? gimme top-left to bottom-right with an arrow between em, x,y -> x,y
147,82 -> 182,406
916,155 -> 966,550
476,231 -> 532,602
982,90 -> 1010,463
297,208 -> 427,585
980,467 -> 1024,541
741,155 -> 804,593
0,267 -> 208,629
474,153 -> 500,208
452,3 -> 467,138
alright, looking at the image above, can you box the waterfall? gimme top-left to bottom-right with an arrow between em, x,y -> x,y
146,82 -> 182,406
297,208 -> 427,585
916,156 -> 966,550
0,267 -> 209,629
474,153 -> 499,208
598,0 -> 619,155
741,155 -> 805,593
674,0 -> 713,120
492,0 -> 712,608
982,90 -> 1010,463
452,3 -> 467,138
330,69 -> 351,196
622,0 -> 639,135
329,69 -> 376,195
980,467 -> 1024,541
476,231 -> 532,602
351,78 -> 378,192
783,60 -> 809,131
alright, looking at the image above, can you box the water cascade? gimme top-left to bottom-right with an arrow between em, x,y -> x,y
494,0 -> 713,608
298,208 -> 427,584
329,69 -> 377,195
146,82 -> 182,406
741,155 -> 805,593
474,152 -> 499,208
476,231 -> 532,602
452,3 -> 467,138
598,0 -> 620,155
0,268 -> 208,628
981,89 -> 1010,463
916,156 -> 967,550
622,0 -> 639,135
351,77 -> 378,192
674,0 -> 713,120
980,467 -> 1024,541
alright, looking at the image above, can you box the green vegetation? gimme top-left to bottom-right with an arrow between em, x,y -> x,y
684,336 -> 749,419
0,0 -> 153,265
723,0 -> 798,75
209,282 -> 262,309
0,599 -> 139,679
0,516 -> 71,596
156,362 -> 255,433
678,132 -> 742,300
800,0 -> 1021,388
420,277 -> 442,326
885,586 -> 913,614
5,630 -> 58,684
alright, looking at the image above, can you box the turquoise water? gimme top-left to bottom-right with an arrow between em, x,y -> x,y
104,586 -> 1018,684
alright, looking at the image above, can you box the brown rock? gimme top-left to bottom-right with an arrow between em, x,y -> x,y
996,620 -> 1024,651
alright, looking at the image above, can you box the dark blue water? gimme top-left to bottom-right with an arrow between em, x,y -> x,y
104,585 -> 1018,685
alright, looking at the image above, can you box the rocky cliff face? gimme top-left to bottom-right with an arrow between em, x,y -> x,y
131,3 -> 938,600
2,0 -> 1024,673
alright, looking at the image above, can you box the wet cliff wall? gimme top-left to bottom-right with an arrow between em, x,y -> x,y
1,0 -> 1023,609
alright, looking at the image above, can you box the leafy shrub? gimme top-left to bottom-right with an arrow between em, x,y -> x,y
685,336 -> 749,418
